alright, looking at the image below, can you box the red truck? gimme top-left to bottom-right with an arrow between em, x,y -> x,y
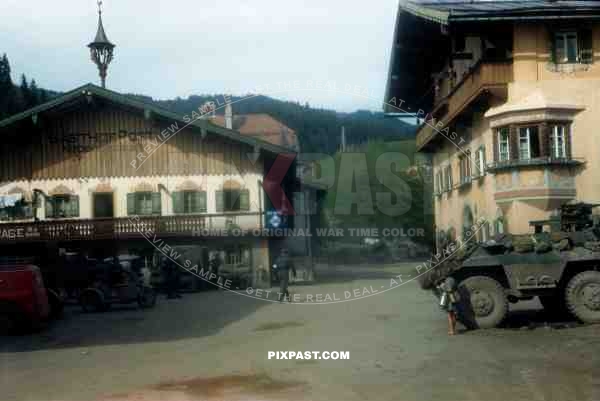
0,263 -> 52,334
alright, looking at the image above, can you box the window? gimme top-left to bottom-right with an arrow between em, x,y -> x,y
216,189 -> 250,212
172,191 -> 207,214
459,151 -> 472,185
435,171 -> 444,195
444,165 -> 453,192
551,125 -> 568,159
46,195 -> 79,218
0,198 -> 33,221
498,128 -> 510,162
518,126 -> 540,160
127,192 -> 161,216
555,32 -> 578,64
474,146 -> 486,177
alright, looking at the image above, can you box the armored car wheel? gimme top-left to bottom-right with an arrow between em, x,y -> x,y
565,271 -> 600,324
458,276 -> 508,329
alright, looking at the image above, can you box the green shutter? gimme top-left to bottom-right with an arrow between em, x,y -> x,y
151,192 -> 162,215
127,193 -> 136,215
239,189 -> 250,211
45,197 -> 54,218
172,191 -> 184,214
194,191 -> 207,212
215,190 -> 224,212
70,195 -> 80,217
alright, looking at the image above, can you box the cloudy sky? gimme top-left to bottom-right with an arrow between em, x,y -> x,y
1,0 -> 399,112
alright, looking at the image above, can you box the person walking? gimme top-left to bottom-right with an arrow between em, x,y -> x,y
438,277 -> 460,335
274,248 -> 296,302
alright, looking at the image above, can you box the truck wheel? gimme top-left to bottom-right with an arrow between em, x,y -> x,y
458,276 -> 508,329
565,271 -> 600,323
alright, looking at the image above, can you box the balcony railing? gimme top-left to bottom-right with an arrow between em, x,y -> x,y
487,157 -> 585,173
416,59 -> 513,150
0,212 -> 268,243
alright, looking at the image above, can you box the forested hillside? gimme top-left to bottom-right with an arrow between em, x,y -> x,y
0,54 -> 55,120
132,94 -> 416,154
0,52 -> 414,154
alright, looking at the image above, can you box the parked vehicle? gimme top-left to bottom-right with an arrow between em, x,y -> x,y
79,255 -> 156,312
420,203 -> 600,329
151,246 -> 210,291
0,261 -> 51,333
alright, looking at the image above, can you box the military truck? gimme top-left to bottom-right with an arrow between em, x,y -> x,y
420,203 -> 600,329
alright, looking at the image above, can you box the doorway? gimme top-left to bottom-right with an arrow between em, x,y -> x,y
93,193 -> 114,218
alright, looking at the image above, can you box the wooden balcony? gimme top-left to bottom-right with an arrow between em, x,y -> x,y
416,60 -> 513,151
0,212 -> 269,243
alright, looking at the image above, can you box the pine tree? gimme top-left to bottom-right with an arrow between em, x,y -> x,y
19,74 -> 30,109
0,54 -> 15,118
0,53 -> 12,88
29,78 -> 39,107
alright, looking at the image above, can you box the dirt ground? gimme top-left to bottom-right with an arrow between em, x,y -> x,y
1,263 -> 599,401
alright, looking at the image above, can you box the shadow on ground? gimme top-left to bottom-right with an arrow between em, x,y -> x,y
0,290 -> 266,353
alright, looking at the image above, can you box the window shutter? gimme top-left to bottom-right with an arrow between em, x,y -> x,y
196,191 -> 207,212
239,189 -> 250,211
579,28 -> 593,64
45,197 -> 54,218
172,192 -> 184,214
565,125 -> 573,159
70,195 -> 80,217
215,190 -> 224,212
127,193 -> 136,216
509,125 -> 518,161
540,123 -> 551,158
151,192 -> 162,215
